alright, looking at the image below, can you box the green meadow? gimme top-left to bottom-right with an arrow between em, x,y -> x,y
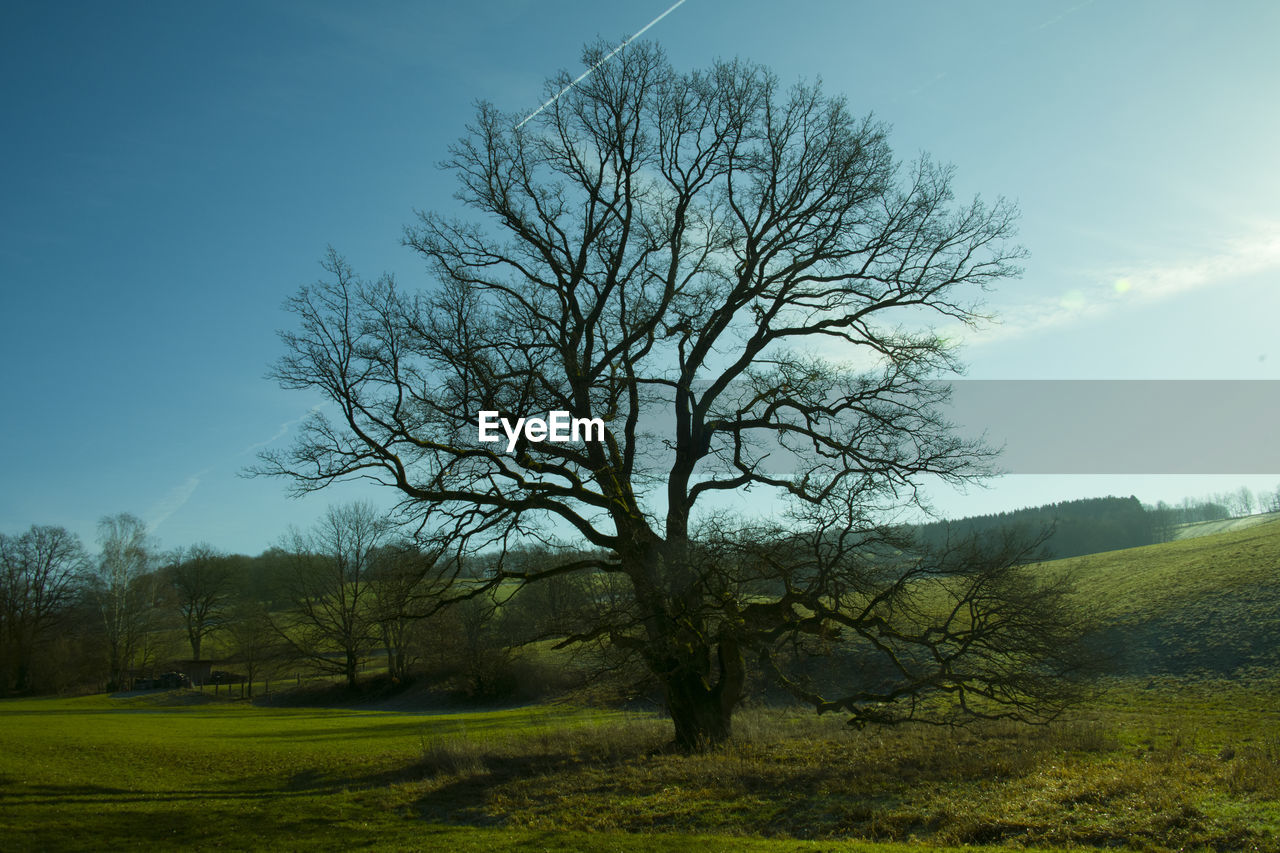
3,522 -> 1279,851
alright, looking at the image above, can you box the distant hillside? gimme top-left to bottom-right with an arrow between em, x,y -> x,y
1050,519 -> 1280,677
917,495 -> 1154,561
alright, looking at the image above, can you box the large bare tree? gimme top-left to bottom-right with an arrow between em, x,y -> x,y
257,42 -> 1093,748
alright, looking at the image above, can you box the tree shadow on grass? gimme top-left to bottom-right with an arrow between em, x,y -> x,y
369,718 -> 1127,840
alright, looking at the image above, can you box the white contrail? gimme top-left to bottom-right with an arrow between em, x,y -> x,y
515,0 -> 688,130
241,403 -> 325,455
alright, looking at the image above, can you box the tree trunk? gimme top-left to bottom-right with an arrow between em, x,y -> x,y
662,638 -> 746,751
108,640 -> 124,691
626,540 -> 749,751
666,672 -> 733,750
382,625 -> 404,680
345,651 -> 359,688
15,659 -> 30,693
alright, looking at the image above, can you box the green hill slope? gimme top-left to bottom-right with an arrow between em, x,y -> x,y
1048,518 -> 1280,677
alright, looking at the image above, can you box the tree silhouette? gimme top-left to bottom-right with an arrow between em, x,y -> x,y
257,42 -> 1093,748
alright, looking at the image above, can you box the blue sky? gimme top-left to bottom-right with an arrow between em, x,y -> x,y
3,1 -> 1278,555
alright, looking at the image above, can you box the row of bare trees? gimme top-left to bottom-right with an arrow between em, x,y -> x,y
0,514 -> 172,693
5,487 -> 1268,725
0,506 -> 586,698
1147,485 -> 1280,543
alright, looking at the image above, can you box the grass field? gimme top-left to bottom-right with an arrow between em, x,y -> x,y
1059,518 -> 1280,677
2,522 -> 1278,851
1063,519 -> 1280,620
1,681 -> 1277,851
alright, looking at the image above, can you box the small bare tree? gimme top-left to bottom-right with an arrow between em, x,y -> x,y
226,602 -> 282,698
0,525 -> 88,692
168,543 -> 235,661
91,513 -> 159,690
366,542 -> 455,681
1236,486 -> 1256,517
275,502 -> 389,689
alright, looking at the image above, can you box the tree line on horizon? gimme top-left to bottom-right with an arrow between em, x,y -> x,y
3,487 -> 1274,699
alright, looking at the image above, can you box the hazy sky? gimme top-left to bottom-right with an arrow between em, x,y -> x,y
3,1 -> 1278,555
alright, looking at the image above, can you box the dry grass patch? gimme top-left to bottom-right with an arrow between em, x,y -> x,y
392,698 -> 1279,851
